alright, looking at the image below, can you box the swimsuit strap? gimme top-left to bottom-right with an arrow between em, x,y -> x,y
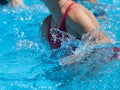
59,2 -> 76,31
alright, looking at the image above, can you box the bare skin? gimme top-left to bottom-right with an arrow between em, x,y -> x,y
11,0 -> 25,7
42,0 -> 110,44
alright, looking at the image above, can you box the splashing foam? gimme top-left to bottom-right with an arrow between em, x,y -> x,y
50,27 -> 119,66
16,40 -> 39,50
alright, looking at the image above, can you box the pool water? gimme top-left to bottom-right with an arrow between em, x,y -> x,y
0,0 -> 120,90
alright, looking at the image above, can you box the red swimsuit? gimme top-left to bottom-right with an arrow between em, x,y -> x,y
48,2 -> 76,49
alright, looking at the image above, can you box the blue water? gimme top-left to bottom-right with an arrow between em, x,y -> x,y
0,0 -> 120,90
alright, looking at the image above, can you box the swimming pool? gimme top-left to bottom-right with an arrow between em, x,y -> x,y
0,0 -> 120,90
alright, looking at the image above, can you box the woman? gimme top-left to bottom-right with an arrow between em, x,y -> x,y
42,0 -> 110,49
11,0 -> 25,7
0,0 -> 25,7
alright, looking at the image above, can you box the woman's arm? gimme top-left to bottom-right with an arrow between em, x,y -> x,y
70,4 -> 110,43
